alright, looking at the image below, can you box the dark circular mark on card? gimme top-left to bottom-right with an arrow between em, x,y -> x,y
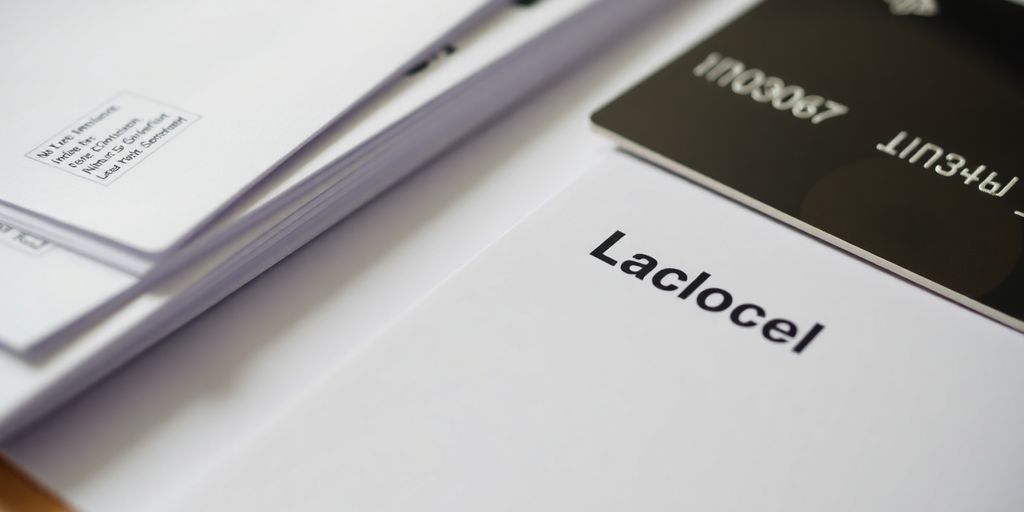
799,158 -> 1022,298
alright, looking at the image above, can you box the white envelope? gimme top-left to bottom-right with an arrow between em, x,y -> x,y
0,0 -> 596,355
0,0 -> 501,256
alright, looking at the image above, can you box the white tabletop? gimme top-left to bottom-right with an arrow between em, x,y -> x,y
3,1 -> 754,509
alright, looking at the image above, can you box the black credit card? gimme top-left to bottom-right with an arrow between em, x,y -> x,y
593,0 -> 1024,333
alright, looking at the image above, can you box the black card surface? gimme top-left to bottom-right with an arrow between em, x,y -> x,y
593,0 -> 1024,333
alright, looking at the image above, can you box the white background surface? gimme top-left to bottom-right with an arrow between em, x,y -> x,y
4,1 -> 756,509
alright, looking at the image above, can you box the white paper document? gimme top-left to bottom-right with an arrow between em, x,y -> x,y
0,0 -> 500,255
167,154 -> 1024,511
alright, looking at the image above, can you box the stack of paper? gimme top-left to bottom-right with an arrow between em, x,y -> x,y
0,0 -> 671,438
